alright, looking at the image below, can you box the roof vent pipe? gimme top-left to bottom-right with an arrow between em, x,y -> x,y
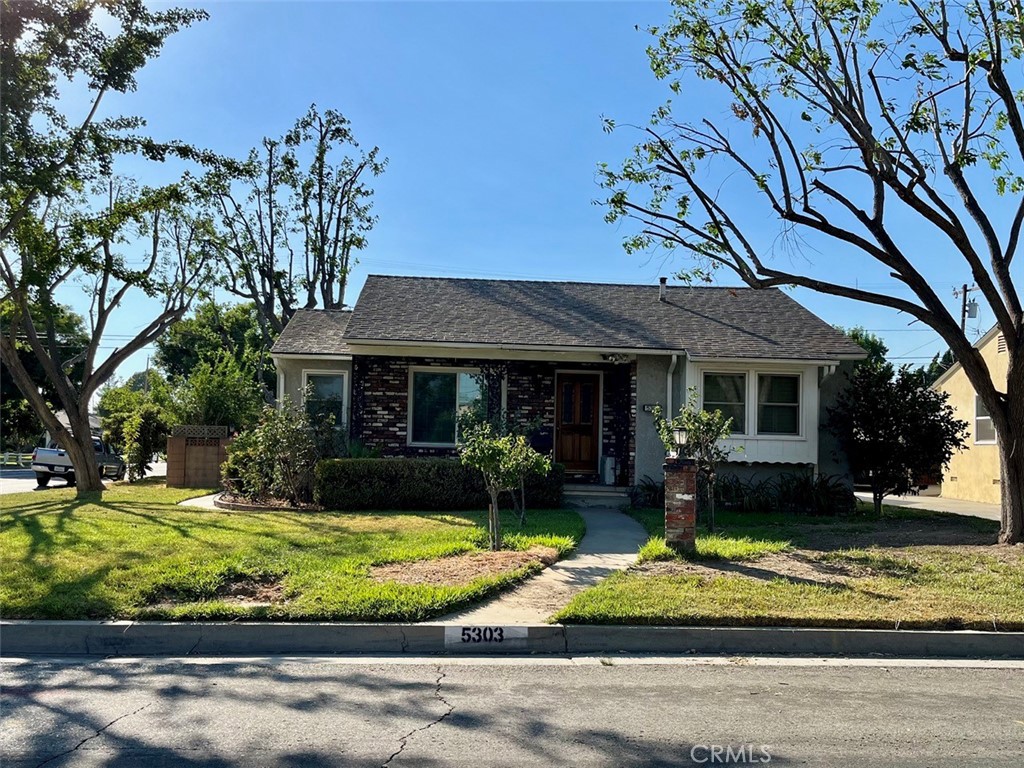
659,276 -> 667,302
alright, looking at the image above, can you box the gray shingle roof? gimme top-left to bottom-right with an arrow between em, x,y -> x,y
271,309 -> 352,355
340,276 -> 865,360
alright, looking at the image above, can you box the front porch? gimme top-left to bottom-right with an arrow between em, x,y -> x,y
350,355 -> 637,486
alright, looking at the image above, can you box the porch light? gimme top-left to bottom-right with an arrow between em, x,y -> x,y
673,427 -> 688,451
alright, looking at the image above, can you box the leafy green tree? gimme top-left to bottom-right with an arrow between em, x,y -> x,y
0,300 -> 87,449
459,422 -> 551,550
840,327 -> 889,368
0,1 -> 216,495
170,352 -> 263,430
206,106 -> 386,348
919,349 -> 957,387
653,387 -> 737,532
123,402 -> 172,481
155,300 -> 276,398
601,0 -> 1024,543
828,363 -> 968,517
98,371 -> 173,450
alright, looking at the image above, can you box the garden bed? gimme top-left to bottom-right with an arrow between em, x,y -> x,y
0,481 -> 584,622
554,504 -> 1024,631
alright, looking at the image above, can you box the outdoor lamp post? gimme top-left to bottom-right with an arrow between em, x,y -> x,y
673,427 -> 688,457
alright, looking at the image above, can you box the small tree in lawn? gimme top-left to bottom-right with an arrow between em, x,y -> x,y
828,363 -> 968,517
459,422 -> 551,551
653,388 -> 735,533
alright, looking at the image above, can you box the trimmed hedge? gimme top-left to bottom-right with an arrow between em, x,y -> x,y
314,457 -> 565,511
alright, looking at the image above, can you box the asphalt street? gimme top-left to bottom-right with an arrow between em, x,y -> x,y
0,463 -> 167,496
2,656 -> 1022,767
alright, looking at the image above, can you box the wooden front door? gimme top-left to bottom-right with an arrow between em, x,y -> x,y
555,373 -> 600,474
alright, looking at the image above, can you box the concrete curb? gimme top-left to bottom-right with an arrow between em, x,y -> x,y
3,621 -> 1023,659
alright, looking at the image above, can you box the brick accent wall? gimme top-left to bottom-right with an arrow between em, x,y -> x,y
351,355 -> 637,483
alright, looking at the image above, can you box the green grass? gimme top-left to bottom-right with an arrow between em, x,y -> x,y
628,507 -> 794,563
554,505 -> 1023,631
0,480 -> 584,622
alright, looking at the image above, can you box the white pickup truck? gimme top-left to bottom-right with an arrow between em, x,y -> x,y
31,438 -> 126,487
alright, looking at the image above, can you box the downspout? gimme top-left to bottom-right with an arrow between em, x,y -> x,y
666,353 -> 678,416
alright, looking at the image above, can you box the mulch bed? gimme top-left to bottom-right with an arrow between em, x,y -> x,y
370,546 -> 560,587
214,493 -> 320,513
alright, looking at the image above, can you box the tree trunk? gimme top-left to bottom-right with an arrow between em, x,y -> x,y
487,492 -> 503,551
998,440 -> 1024,545
67,408 -> 104,495
872,485 -> 883,518
518,475 -> 527,526
997,362 -> 1024,544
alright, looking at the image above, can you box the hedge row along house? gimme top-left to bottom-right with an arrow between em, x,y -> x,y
270,275 -> 866,492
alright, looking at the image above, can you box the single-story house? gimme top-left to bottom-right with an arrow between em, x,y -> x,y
271,275 -> 866,486
932,326 -> 1009,504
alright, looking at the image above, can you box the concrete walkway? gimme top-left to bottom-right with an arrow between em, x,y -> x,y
855,491 -> 1002,522
177,492 -> 220,509
439,507 -> 648,625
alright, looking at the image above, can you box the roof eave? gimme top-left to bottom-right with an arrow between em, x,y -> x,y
343,337 -> 683,356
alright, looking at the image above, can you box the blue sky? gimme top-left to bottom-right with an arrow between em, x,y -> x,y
67,0 -> 1008,382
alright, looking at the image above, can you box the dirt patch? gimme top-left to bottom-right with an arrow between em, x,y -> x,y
635,551 -> 854,587
371,546 -> 559,587
635,543 -> 1024,588
214,575 -> 286,605
791,518 -> 997,550
149,575 -> 287,608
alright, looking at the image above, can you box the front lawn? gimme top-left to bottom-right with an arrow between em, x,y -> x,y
554,504 -> 1024,631
0,481 -> 584,622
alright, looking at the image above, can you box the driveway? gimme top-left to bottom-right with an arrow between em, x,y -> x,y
0,462 -> 167,496
855,491 -> 1002,522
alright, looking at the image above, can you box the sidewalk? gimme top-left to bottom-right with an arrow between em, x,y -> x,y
177,492 -> 220,509
855,492 -> 1001,522
438,507 -> 648,625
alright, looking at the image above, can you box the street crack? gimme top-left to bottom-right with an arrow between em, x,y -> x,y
380,666 -> 453,767
34,702 -> 152,768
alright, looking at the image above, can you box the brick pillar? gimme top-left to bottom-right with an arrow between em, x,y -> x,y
664,456 -> 697,552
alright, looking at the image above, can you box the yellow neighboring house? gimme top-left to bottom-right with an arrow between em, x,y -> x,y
932,326 -> 1009,504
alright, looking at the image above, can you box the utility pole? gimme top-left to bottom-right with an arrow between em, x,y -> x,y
953,284 -> 978,332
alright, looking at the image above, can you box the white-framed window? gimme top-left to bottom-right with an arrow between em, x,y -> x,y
302,370 -> 347,429
702,372 -> 746,434
975,395 -> 997,444
408,368 -> 488,446
757,374 -> 800,435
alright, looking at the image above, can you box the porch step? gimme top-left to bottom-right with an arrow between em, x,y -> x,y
563,484 -> 631,509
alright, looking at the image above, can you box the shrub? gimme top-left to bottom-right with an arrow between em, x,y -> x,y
314,457 -> 564,511
628,475 -> 665,509
223,396 -> 341,504
172,352 -> 263,431
714,472 -> 855,516
123,402 -> 171,481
